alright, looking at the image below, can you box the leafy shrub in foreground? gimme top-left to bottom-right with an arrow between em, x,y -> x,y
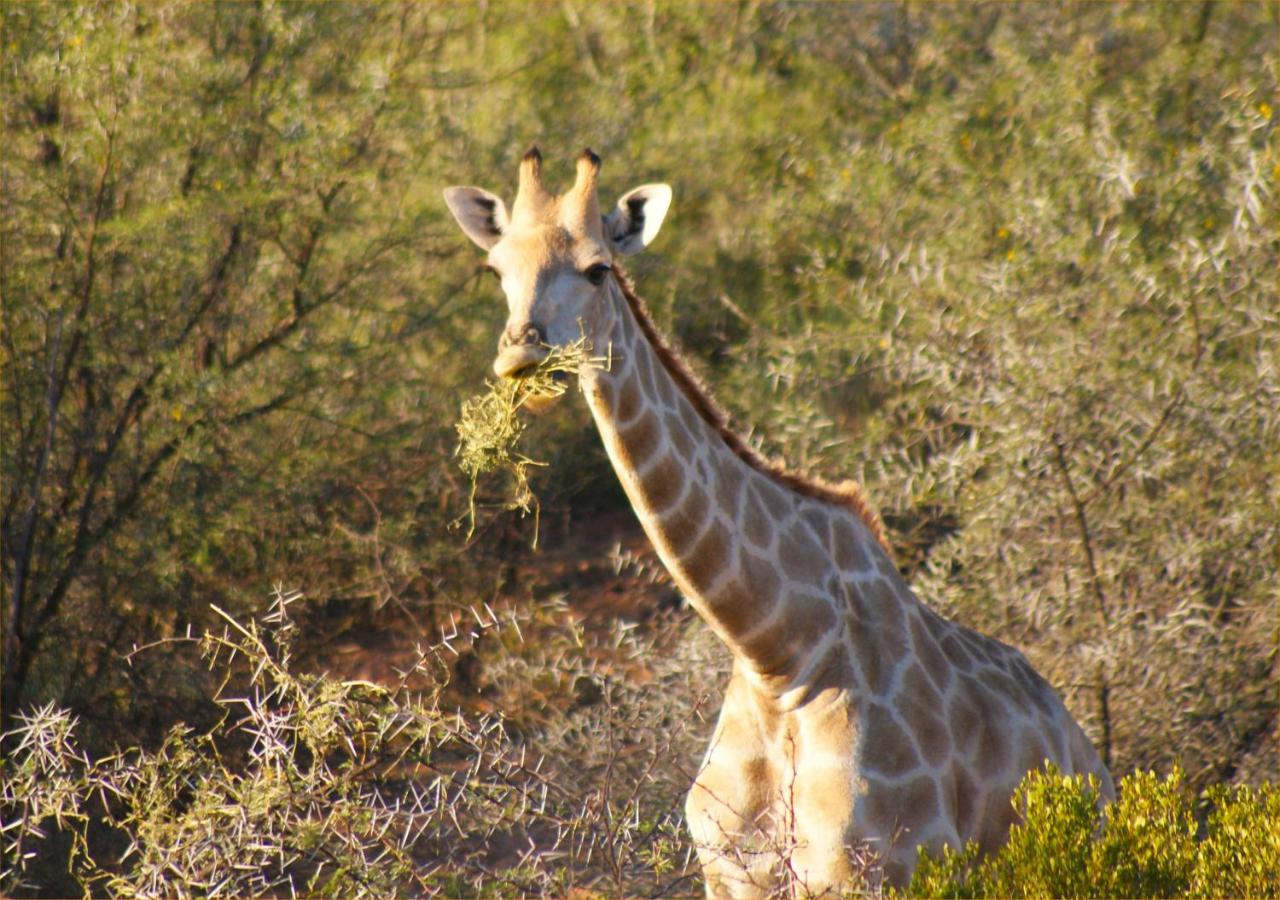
905,767 -> 1280,898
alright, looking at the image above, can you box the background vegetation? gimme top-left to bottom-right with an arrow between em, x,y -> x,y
2,1 -> 1276,896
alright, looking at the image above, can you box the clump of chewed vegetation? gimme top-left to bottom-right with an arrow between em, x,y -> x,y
2,2 -> 1276,896
456,339 -> 601,540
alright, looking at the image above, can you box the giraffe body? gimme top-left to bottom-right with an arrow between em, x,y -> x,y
445,149 -> 1114,897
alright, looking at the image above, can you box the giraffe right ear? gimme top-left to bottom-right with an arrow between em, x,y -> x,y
443,187 -> 509,250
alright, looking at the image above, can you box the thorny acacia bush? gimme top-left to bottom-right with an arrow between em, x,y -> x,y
1,588 -> 720,897
6,596 -> 1278,898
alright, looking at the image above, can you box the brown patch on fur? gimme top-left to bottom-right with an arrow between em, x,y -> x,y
642,455 -> 684,513
897,775 -> 942,834
910,611 -> 953,695
756,477 -> 793,520
1017,729 -> 1050,776
669,415 -> 697,460
705,577 -> 762,637
949,688 -> 982,756
980,669 -> 1025,708
848,586 -> 910,696
974,708 -> 1011,778
742,488 -> 773,549
615,374 -> 643,424
739,547 -> 783,600
619,410 -> 662,469
940,632 -> 976,673
899,663 -> 944,716
978,789 -> 1019,854
683,518 -> 732,592
661,483 -> 711,556
777,527 -> 828,583
613,268 -> 891,554
801,507 -> 832,544
678,397 -> 704,440
863,702 -> 921,778
832,517 -> 872,573
942,763 -> 979,840
864,578 -> 908,636
743,594 -> 836,677
898,665 -> 951,767
713,454 -> 744,517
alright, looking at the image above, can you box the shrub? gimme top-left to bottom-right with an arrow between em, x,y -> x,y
4,591 -> 1277,897
1,587 -> 717,897
905,767 -> 1280,898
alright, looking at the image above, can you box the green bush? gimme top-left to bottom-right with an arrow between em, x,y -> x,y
906,767 -> 1280,899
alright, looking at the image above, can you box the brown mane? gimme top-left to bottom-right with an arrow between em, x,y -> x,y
612,267 -> 892,556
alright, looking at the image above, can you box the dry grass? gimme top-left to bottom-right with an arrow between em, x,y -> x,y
455,338 -> 604,544
1,587 -> 723,898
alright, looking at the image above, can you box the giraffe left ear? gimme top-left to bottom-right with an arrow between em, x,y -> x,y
605,184 -> 672,256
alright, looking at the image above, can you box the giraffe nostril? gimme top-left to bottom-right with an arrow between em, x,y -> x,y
501,324 -> 544,350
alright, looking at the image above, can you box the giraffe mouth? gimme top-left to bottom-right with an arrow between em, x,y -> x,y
495,349 -> 572,415
520,390 -> 563,414
493,344 -> 550,379
523,370 -> 573,413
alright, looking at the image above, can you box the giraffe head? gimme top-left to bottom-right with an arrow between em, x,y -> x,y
444,147 -> 671,387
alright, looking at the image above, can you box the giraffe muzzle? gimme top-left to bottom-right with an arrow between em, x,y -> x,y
493,323 -> 548,379
493,343 -> 550,379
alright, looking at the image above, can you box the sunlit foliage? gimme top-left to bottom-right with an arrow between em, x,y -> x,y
905,767 -> 1280,898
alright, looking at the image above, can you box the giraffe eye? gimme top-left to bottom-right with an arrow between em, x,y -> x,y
584,263 -> 612,286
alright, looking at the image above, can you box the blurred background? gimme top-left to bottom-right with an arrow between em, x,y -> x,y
2,2 -> 1276,895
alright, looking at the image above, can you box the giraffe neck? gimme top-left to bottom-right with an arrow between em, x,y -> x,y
580,276 -> 873,686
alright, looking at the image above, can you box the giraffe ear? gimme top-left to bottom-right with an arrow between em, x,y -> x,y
604,184 -> 672,256
443,186 -> 509,250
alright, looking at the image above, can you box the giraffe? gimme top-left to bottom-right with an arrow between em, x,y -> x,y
444,148 -> 1115,897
